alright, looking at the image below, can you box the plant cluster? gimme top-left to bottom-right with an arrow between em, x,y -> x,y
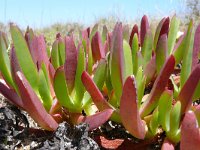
0,15 -> 200,149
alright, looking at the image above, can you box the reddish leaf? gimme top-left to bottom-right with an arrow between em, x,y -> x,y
140,55 -> 175,117
83,109 -> 114,130
180,111 -> 200,150
159,17 -> 170,38
140,15 -> 150,47
120,76 -> 146,139
81,71 -> 112,111
91,31 -> 105,62
31,35 -> 49,70
192,23 -> 200,71
154,17 -> 170,49
0,80 -> 23,108
129,24 -> 139,48
64,36 -> 77,94
177,65 -> 200,115
161,138 -> 175,150
10,46 -> 21,85
15,71 -> 58,131
144,54 -> 156,83
110,23 -> 124,100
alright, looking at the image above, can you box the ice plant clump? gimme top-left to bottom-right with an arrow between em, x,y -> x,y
81,15 -> 200,149
0,15 -> 200,149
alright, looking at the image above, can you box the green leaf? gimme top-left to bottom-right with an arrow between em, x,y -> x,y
38,65 -> 52,111
136,66 -> 146,107
158,90 -> 172,132
141,30 -> 153,69
54,67 -> 76,112
58,38 -> 65,66
155,34 -> 167,74
74,45 -> 85,106
173,20 -> 193,67
149,108 -> 159,135
110,23 -> 124,105
102,25 -> 108,44
123,40 -> 133,79
90,23 -> 98,40
131,34 -> 139,75
0,33 -> 15,88
180,20 -> 194,89
82,60 -> 107,107
51,40 -> 60,69
10,24 -> 38,91
168,101 -> 181,136
168,15 -> 180,55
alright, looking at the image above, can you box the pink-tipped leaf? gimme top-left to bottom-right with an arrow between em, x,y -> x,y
120,76 -> 146,139
177,65 -> 200,115
161,138 -> 175,150
180,111 -> 200,150
15,71 -> 58,131
110,23 -> 124,101
154,17 -> 170,50
129,24 -> 139,48
140,55 -> 175,117
140,15 -> 150,47
64,36 -> 77,94
81,71 -> 112,111
91,31 -> 105,62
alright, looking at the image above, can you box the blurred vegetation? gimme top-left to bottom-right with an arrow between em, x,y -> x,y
0,1 -> 200,46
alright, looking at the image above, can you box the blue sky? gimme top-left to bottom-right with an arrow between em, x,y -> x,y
0,0 -> 187,28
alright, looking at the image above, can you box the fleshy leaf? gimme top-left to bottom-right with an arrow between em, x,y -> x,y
167,15 -> 180,55
158,90 -> 172,132
153,17 -> 169,50
10,24 -> 38,91
0,32 -> 15,88
110,23 -> 124,103
192,23 -> 200,71
180,21 -> 194,88
140,15 -> 150,47
31,35 -> 49,70
140,55 -> 175,117
90,23 -> 98,40
91,31 -> 105,62
102,25 -> 108,43
141,29 -> 153,69
136,66 -> 146,106
120,76 -> 146,139
53,66 -> 76,112
173,20 -> 193,66
64,36 -> 77,94
38,64 -> 52,111
15,71 -> 58,131
57,35 -> 65,66
177,65 -> 200,115
155,34 -> 167,73
81,71 -> 112,111
129,24 -> 139,48
0,80 -> 23,108
149,108 -> 159,135
161,138 -> 175,150
168,101 -> 181,138
180,111 -> 200,150
51,40 -> 60,69
83,109 -> 114,130
123,40 -> 133,79
144,54 -> 156,84
131,33 -> 139,75
74,45 -> 85,106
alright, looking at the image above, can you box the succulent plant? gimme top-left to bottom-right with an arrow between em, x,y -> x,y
0,15 -> 200,149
